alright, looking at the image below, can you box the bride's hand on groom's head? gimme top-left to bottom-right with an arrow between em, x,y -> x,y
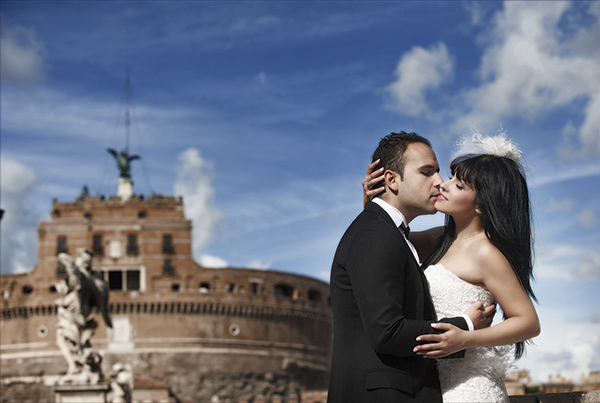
465,301 -> 496,330
363,159 -> 384,207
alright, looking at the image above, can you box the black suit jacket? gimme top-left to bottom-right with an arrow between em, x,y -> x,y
327,201 -> 468,403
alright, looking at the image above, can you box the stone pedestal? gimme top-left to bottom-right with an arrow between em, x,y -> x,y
54,383 -> 110,403
118,178 -> 133,201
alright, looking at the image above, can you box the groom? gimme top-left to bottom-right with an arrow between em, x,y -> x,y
327,132 -> 494,402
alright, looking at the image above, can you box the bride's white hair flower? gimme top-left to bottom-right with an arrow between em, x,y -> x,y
450,127 -> 527,173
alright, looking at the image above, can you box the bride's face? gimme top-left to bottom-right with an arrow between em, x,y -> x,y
435,175 -> 478,218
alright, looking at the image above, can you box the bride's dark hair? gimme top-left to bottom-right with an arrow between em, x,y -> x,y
422,154 -> 536,359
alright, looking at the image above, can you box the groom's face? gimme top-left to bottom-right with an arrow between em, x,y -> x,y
395,142 -> 443,221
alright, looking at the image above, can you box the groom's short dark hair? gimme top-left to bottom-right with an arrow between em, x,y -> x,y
371,132 -> 432,191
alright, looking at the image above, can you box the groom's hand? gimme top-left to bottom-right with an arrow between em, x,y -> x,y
465,301 -> 496,330
413,323 -> 467,359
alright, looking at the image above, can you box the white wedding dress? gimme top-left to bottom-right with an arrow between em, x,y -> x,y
425,264 -> 514,403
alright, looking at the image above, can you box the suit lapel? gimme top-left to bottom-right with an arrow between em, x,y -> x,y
365,202 -> 438,321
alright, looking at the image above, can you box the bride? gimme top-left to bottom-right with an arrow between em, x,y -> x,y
363,132 -> 540,402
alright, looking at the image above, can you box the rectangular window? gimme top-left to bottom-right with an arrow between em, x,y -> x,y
108,271 -> 123,291
56,262 -> 67,278
57,236 -> 68,254
127,234 -> 138,255
163,259 -> 175,276
126,271 -> 140,291
92,235 -> 104,255
162,234 -> 174,254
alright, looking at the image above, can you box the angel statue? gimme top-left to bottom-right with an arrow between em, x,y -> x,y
107,148 -> 140,180
55,249 -> 112,385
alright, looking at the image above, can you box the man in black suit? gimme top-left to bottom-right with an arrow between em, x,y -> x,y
327,132 -> 494,402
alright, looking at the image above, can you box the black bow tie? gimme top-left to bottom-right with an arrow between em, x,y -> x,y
399,223 -> 410,237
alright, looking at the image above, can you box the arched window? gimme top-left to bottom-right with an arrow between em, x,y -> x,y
308,289 -> 322,302
274,283 -> 294,299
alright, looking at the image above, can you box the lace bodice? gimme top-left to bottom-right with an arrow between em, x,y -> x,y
425,264 -> 514,403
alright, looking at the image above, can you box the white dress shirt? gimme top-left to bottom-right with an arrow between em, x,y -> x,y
372,197 -> 420,263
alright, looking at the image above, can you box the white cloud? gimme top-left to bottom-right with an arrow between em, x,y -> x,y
535,242 -> 600,280
245,259 -> 270,270
452,1 -> 600,156
546,198 -> 575,213
577,207 -> 597,228
463,1 -> 490,26
386,42 -> 454,117
254,71 -> 268,85
0,85 -> 208,155
199,254 -> 228,268
0,23 -> 46,84
173,148 -> 223,259
534,243 -> 582,279
528,160 -> 600,187
574,252 -> 600,280
515,307 -> 600,383
578,94 -> 600,155
0,157 -> 39,274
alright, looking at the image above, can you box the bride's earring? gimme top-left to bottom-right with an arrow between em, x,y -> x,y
475,207 -> 482,215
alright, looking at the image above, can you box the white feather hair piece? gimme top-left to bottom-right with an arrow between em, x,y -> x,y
450,130 -> 525,170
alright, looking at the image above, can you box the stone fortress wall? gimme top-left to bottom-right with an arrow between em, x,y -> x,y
1,193 -> 332,402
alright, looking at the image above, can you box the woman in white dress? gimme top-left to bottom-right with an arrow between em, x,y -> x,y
363,133 -> 540,402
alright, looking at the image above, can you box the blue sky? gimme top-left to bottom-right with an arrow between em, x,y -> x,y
1,0 -> 599,384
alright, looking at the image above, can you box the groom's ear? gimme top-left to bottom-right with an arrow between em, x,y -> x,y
384,170 -> 400,192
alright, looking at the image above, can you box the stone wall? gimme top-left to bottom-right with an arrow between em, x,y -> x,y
510,391 -> 600,403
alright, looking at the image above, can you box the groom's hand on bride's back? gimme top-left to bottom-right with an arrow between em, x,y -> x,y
412,302 -> 496,359
465,301 -> 496,330
413,323 -> 468,359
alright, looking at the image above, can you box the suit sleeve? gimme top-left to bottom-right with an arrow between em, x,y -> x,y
436,317 -> 468,359
346,219 -> 467,358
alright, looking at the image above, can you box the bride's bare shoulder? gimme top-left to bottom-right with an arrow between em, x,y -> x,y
472,238 -> 512,276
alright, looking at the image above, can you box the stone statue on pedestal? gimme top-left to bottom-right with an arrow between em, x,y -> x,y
110,363 -> 134,403
55,249 -> 112,385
